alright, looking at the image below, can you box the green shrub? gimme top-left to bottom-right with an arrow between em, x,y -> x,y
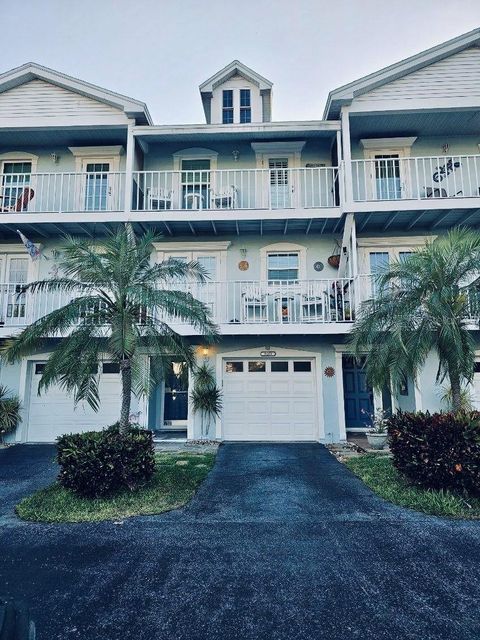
388,411 -> 480,496
56,424 -> 155,498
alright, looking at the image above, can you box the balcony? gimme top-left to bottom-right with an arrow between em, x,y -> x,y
132,167 -> 339,212
0,277 -> 357,335
0,172 -> 125,214
351,155 -> 480,207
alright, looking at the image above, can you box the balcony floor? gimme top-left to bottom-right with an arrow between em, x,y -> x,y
354,205 -> 480,234
0,212 -> 344,240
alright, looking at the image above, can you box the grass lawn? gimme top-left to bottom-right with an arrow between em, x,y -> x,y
346,454 -> 480,519
16,452 -> 216,523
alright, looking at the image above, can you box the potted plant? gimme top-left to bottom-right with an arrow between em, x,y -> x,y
327,242 -> 341,269
363,408 -> 389,450
0,385 -> 22,446
190,363 -> 223,440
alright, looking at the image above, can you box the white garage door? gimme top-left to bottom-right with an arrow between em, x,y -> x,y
27,361 -> 122,442
222,358 -> 318,441
472,364 -> 480,410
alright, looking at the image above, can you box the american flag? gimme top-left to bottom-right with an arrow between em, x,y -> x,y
16,230 -> 41,260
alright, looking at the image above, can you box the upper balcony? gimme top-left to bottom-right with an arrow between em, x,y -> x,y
0,171 -> 125,214
0,276 -> 357,337
131,167 -> 339,214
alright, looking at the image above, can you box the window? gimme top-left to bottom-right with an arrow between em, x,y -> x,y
85,162 -> 110,211
222,90 -> 234,124
181,159 -> 210,209
240,89 -> 251,123
248,361 -> 266,372
102,362 -> 120,374
1,161 -> 32,210
374,154 -> 401,200
226,361 -> 243,373
267,253 -> 299,282
271,361 -> 288,372
293,361 -> 311,372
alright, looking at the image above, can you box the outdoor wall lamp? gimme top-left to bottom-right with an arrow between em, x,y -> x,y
202,346 -> 209,357
232,149 -> 240,162
50,153 -> 60,164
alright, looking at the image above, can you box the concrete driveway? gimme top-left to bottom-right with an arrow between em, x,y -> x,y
0,442 -> 479,640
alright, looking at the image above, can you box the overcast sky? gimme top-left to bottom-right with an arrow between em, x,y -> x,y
2,0 -> 479,124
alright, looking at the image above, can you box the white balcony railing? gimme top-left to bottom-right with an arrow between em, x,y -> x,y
0,172 -> 125,213
0,278 -> 356,329
352,155 -> 480,203
132,167 -> 339,211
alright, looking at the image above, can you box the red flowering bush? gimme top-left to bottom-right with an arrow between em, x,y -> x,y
388,411 -> 480,496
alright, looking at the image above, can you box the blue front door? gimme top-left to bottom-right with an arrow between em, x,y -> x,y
163,361 -> 188,425
343,356 -> 374,429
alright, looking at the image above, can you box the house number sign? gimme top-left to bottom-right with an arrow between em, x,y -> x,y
260,350 -> 276,357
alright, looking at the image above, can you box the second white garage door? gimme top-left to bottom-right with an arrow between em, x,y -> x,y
27,361 -> 123,442
222,358 -> 318,441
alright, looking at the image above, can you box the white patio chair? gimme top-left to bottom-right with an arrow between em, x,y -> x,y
147,187 -> 174,210
209,186 -> 237,209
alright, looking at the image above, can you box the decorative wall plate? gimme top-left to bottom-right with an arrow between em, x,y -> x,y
314,261 -> 324,272
238,260 -> 249,271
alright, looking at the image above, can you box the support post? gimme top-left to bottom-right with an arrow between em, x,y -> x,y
124,120 -> 135,214
340,106 -> 353,207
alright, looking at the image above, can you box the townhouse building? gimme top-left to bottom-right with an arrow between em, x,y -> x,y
1,28 -> 480,443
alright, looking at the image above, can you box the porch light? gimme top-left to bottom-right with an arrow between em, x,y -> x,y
232,149 -> 240,162
202,347 -> 209,357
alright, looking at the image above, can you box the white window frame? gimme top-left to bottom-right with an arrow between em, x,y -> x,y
260,242 -> 307,282
0,153 -> 38,212
172,148 -> 219,209
361,137 -> 417,200
68,146 -> 123,211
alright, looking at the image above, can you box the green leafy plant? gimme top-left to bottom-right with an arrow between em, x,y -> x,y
440,384 -> 473,412
388,411 -> 480,496
349,228 -> 480,412
0,385 -> 21,443
1,224 -> 218,433
56,424 -> 155,498
190,363 -> 223,439
362,408 -> 389,434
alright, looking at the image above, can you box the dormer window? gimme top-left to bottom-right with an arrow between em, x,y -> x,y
222,90 -> 234,124
240,89 -> 251,123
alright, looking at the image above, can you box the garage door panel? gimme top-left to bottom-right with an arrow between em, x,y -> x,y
246,380 -> 268,394
222,358 -> 318,441
269,381 -> 291,394
28,365 -> 121,442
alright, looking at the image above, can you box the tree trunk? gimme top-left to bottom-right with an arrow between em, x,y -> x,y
449,369 -> 462,413
119,358 -> 132,434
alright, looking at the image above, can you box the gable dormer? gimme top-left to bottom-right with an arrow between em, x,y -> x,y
199,60 -> 273,125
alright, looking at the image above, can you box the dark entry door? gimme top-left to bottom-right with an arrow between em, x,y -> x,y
163,361 -> 188,425
342,356 -> 374,428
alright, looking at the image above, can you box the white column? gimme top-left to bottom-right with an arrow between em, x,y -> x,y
124,120 -> 135,213
341,106 -> 353,207
334,348 -> 347,441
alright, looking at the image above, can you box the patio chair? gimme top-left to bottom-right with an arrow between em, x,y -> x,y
209,185 -> 237,209
0,187 -> 35,213
241,285 -> 268,322
423,186 -> 463,198
147,187 -> 174,210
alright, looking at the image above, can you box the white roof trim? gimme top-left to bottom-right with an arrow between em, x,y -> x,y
0,62 -> 152,125
199,60 -> 273,93
68,145 -> 124,157
360,137 -> 417,149
324,27 -> 480,118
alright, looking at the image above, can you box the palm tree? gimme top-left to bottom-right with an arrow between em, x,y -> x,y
1,224 -> 218,433
349,228 -> 480,412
